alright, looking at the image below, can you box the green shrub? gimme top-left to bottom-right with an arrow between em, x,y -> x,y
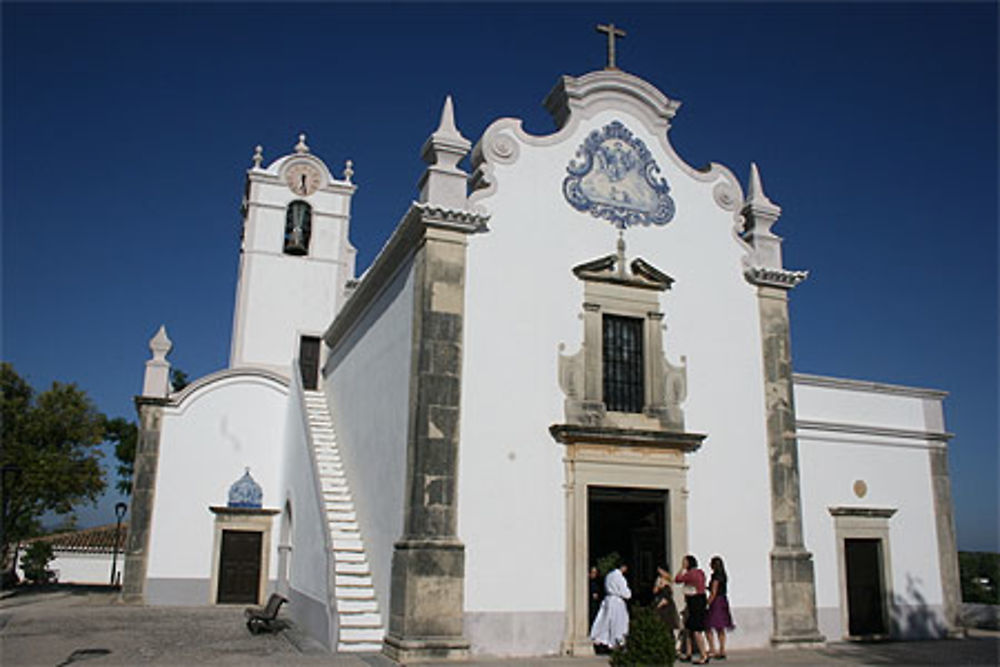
21,541 -> 55,584
610,605 -> 676,666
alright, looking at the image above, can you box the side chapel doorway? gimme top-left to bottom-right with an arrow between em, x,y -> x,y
845,538 -> 886,636
217,529 -> 262,604
588,487 -> 669,606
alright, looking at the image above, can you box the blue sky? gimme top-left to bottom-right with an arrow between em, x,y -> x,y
3,3 -> 997,551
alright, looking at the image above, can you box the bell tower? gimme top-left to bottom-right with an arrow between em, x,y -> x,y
229,134 -> 357,384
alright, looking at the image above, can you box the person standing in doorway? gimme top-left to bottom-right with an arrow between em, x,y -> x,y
590,562 -> 632,651
589,565 -> 602,626
675,555 -> 710,664
706,555 -> 735,660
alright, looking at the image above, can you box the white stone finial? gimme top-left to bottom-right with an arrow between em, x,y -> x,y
343,159 -> 354,183
294,133 -> 309,154
418,96 -> 472,208
149,324 -> 172,361
742,162 -> 785,271
747,162 -> 778,211
143,325 -> 173,398
436,95 -> 461,139
252,145 -> 263,169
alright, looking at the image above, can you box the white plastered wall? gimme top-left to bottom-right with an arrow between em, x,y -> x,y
795,379 -> 948,640
460,101 -> 774,646
324,257 -> 416,625
146,373 -> 288,602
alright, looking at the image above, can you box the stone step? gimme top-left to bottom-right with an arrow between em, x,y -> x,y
339,627 -> 384,642
332,538 -> 364,551
336,586 -> 375,600
335,560 -> 370,574
339,612 -> 383,628
337,598 -> 377,613
325,501 -> 355,512
337,641 -> 383,653
335,574 -> 372,588
333,550 -> 366,563
328,521 -> 359,534
328,509 -> 356,522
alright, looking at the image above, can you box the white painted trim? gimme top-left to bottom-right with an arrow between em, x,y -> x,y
793,373 -> 948,400
796,420 -> 953,442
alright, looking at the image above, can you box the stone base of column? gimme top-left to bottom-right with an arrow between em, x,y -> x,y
383,634 -> 469,662
383,538 -> 469,662
560,637 -> 596,657
770,548 -> 825,646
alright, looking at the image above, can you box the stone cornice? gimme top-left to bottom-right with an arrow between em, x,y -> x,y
796,419 -> 954,442
828,506 -> 898,519
744,266 -> 808,289
209,506 -> 281,516
793,372 -> 948,400
324,202 -> 489,350
245,200 -> 350,220
549,424 -> 705,452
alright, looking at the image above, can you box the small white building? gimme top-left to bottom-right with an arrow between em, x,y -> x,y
18,524 -> 127,586
122,59 -> 961,660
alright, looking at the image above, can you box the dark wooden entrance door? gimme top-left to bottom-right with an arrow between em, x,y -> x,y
845,538 -> 886,636
588,487 -> 668,606
299,336 -> 321,390
217,530 -> 262,604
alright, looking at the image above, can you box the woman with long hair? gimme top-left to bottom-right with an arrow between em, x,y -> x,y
706,555 -> 735,660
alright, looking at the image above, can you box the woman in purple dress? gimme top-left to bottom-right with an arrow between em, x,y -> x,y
706,556 -> 735,660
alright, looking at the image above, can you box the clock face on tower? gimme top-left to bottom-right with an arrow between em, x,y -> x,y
285,162 -> 323,196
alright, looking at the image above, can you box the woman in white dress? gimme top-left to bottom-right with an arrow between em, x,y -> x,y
590,563 -> 632,650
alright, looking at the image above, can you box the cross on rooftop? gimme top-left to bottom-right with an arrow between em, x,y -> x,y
596,23 -> 626,70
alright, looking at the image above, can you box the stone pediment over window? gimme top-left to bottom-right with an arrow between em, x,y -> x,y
558,236 -> 688,433
572,250 -> 674,291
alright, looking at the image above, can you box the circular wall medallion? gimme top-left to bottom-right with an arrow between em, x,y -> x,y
285,162 -> 323,196
853,479 -> 868,499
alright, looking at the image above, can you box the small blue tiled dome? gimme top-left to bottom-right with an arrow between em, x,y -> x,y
227,468 -> 263,508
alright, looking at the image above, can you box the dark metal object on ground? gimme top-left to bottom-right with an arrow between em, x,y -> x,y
244,593 -> 288,634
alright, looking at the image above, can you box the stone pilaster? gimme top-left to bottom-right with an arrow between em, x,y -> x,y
383,220 -> 475,662
929,444 -> 963,635
757,285 -> 824,645
121,397 -> 166,603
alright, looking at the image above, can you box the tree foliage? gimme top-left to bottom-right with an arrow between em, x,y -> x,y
104,417 -> 137,495
20,541 -> 55,584
1,363 -> 106,573
959,551 -> 1000,604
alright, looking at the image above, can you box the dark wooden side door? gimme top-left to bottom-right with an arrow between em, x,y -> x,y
299,336 -> 321,390
845,538 -> 886,636
217,530 -> 262,604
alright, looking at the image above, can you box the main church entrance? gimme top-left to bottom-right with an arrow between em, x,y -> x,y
588,486 -> 668,606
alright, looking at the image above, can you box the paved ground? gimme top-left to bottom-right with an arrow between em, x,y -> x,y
1,587 -> 997,666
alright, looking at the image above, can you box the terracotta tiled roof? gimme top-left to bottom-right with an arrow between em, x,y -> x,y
23,524 -> 128,553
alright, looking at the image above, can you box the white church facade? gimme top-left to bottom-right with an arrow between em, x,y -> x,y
121,61 -> 961,660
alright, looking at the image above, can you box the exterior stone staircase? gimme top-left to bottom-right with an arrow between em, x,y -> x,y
302,390 -> 384,653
